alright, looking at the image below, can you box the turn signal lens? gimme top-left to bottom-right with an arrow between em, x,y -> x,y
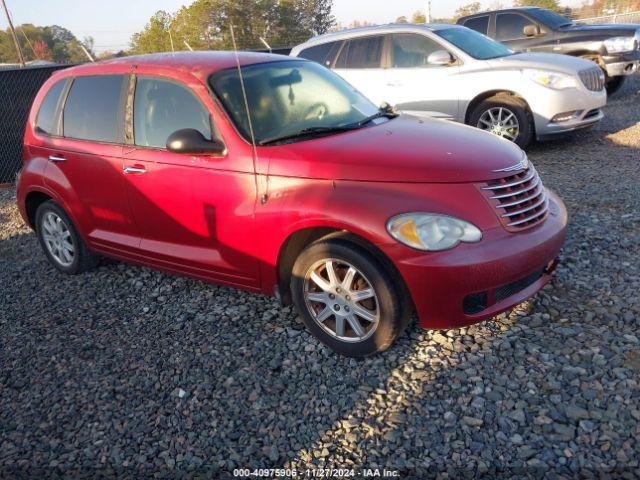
386,213 -> 482,252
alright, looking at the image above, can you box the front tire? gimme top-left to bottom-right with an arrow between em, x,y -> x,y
470,95 -> 534,149
35,200 -> 99,275
291,239 -> 411,357
605,76 -> 626,96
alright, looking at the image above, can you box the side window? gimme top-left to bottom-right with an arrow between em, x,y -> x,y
134,77 -> 211,149
496,13 -> 534,41
63,75 -> 126,143
391,34 -> 444,68
35,80 -> 66,135
335,36 -> 384,69
463,16 -> 490,35
298,41 -> 341,67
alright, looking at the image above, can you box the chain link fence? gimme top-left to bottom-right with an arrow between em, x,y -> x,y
0,65 -> 71,184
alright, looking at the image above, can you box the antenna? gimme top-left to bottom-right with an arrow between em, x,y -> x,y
168,30 -> 175,52
259,37 -> 272,53
184,40 -> 193,51
80,43 -> 95,62
229,25 -> 268,204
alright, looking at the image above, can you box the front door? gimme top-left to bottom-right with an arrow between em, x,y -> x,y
122,74 -> 260,288
383,33 -> 460,120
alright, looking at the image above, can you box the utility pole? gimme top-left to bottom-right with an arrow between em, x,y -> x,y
1,0 -> 25,66
426,0 -> 432,23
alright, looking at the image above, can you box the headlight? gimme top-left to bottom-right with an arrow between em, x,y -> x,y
523,69 -> 577,90
604,36 -> 636,54
386,213 -> 482,252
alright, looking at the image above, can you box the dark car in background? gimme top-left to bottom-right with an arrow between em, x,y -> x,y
458,7 -> 640,94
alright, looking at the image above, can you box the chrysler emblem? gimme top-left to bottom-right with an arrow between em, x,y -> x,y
493,156 -> 529,173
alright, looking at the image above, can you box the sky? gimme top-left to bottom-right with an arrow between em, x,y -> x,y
1,0 -> 585,53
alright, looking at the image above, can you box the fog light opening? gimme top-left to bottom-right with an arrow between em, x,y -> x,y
551,111 -> 581,123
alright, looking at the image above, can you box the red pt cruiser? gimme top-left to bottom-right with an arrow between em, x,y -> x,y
17,52 -> 568,357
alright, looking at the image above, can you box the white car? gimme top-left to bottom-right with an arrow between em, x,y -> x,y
290,24 -> 607,148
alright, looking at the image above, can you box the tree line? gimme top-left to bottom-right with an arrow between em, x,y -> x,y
0,24 -> 95,64
129,0 -> 335,54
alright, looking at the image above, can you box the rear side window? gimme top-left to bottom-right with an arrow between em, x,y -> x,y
35,80 -> 65,135
463,16 -> 490,35
335,36 -> 384,69
134,77 -> 211,149
496,13 -> 533,41
63,75 -> 126,143
391,34 -> 443,68
298,41 -> 341,67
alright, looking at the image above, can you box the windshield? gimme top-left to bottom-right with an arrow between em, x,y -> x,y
436,27 -> 514,60
210,60 -> 380,144
529,8 -> 573,28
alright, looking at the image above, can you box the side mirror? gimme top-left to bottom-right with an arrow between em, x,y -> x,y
166,129 -> 226,155
523,24 -> 541,37
427,50 -> 455,66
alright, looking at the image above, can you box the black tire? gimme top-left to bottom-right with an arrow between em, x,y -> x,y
469,95 -> 534,149
291,239 -> 412,357
35,200 -> 99,275
605,76 -> 626,96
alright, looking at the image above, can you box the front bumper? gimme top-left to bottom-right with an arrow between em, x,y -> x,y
603,50 -> 640,77
530,82 -> 606,139
385,190 -> 568,330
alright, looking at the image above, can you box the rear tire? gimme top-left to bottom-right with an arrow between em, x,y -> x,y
35,200 -> 99,275
469,95 -> 534,149
291,239 -> 412,357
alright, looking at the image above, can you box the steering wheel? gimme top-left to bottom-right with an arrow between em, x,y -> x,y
304,102 -> 329,121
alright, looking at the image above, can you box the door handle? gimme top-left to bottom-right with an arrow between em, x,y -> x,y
123,165 -> 147,174
48,155 -> 66,163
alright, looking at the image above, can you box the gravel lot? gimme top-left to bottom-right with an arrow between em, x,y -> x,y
1,77 -> 639,479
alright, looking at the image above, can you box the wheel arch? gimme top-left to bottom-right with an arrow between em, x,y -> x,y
24,190 -> 55,229
464,90 -> 533,125
275,227 -> 410,307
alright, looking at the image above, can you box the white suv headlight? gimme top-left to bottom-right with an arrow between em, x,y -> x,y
604,36 -> 636,54
386,213 -> 482,252
523,69 -> 577,90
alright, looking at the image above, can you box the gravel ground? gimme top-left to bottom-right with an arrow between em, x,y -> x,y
1,77 -> 639,479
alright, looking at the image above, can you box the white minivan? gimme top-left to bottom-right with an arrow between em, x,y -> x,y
290,24 -> 607,148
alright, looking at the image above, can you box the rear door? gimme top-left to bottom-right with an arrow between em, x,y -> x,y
332,35 -> 389,107
121,73 -> 260,288
383,33 -> 460,120
41,74 -> 140,251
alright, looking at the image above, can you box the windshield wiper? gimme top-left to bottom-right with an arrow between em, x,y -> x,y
259,125 -> 359,146
355,104 -> 400,127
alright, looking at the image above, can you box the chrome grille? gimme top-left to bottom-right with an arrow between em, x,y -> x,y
579,67 -> 605,92
481,166 -> 549,231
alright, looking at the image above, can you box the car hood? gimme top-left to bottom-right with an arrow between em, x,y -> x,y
260,115 -> 527,183
558,23 -> 639,36
487,52 -> 597,74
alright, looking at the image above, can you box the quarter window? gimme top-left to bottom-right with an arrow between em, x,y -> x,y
496,13 -> 534,41
463,15 -> 490,35
35,80 -> 66,136
63,75 -> 126,143
391,34 -> 443,68
335,36 -> 384,69
133,77 -> 211,149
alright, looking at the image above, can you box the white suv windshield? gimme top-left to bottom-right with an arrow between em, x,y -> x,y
210,60 -> 380,145
436,27 -> 514,60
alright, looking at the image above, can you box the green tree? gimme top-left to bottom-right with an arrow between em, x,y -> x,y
514,0 -> 562,12
130,10 -> 173,54
453,2 -> 482,20
411,11 -> 426,23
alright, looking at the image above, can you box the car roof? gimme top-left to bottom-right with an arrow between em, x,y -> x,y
301,23 -> 460,46
51,51 -> 299,82
459,6 -> 539,20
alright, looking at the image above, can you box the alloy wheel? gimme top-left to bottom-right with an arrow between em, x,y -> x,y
303,258 -> 380,343
477,107 -> 520,141
41,212 -> 75,267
